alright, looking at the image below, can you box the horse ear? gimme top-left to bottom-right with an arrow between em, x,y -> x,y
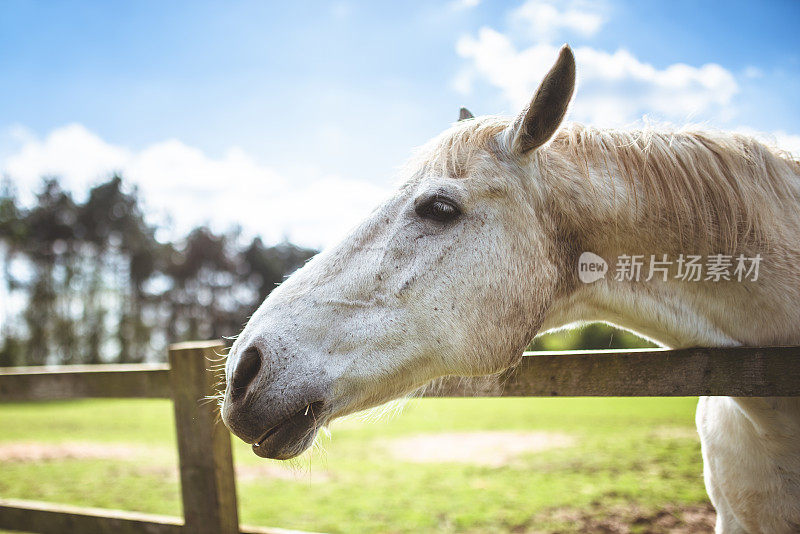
458,107 -> 474,121
510,44 -> 575,154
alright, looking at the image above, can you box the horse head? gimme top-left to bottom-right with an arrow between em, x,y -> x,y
221,46 -> 576,459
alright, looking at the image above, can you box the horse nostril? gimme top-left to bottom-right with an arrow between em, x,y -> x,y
230,346 -> 262,401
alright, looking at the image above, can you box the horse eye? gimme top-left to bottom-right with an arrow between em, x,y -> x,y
415,198 -> 461,222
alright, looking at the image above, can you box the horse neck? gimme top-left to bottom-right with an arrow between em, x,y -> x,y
536,142 -> 800,349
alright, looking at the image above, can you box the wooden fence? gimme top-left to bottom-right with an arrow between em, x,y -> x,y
0,342 -> 798,533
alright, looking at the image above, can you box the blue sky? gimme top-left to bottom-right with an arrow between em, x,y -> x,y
2,0 -> 799,247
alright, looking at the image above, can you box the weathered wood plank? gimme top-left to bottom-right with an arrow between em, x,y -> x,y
0,498 -> 322,534
1,346 -> 797,403
425,346 -> 800,397
0,498 -> 183,534
169,341 -> 239,534
0,364 -> 171,401
240,524 -> 326,534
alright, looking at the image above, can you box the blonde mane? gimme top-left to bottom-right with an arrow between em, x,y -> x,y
545,123 -> 800,250
421,117 -> 800,252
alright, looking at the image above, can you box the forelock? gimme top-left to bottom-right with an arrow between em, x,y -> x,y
409,116 -> 511,179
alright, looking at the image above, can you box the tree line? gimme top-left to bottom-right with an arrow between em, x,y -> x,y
0,175 -> 316,366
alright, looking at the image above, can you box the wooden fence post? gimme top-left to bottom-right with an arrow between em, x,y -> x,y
168,341 -> 239,534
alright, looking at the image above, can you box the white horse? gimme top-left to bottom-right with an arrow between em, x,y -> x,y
222,46 -> 800,533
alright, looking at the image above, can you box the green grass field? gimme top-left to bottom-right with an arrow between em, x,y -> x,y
0,397 -> 712,533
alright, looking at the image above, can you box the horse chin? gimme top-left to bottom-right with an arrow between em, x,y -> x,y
251,402 -> 325,460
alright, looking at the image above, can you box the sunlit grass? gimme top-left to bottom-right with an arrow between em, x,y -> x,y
0,396 -> 706,533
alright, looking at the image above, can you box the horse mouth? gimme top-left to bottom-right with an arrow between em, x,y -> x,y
251,401 -> 325,460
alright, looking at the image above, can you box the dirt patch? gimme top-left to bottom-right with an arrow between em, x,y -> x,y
529,503 -> 715,534
648,427 -> 700,441
0,442 -> 148,462
386,431 -> 576,467
0,441 -> 330,483
235,463 -> 331,483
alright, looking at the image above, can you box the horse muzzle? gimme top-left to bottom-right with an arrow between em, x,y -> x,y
221,339 -> 333,459
251,401 -> 327,459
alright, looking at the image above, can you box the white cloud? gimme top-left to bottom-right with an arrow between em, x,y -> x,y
6,124 -> 131,186
455,2 -> 739,126
772,131 -> 800,156
330,1 -> 353,20
743,66 -> 763,79
733,126 -> 800,157
450,0 -> 481,11
2,124 -> 391,249
512,0 -> 605,42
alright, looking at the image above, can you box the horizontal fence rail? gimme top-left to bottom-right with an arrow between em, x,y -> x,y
0,363 -> 171,401
0,498 -> 183,534
427,346 -> 800,397
0,343 -> 798,534
0,498 -> 318,534
3,346 -> 799,403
